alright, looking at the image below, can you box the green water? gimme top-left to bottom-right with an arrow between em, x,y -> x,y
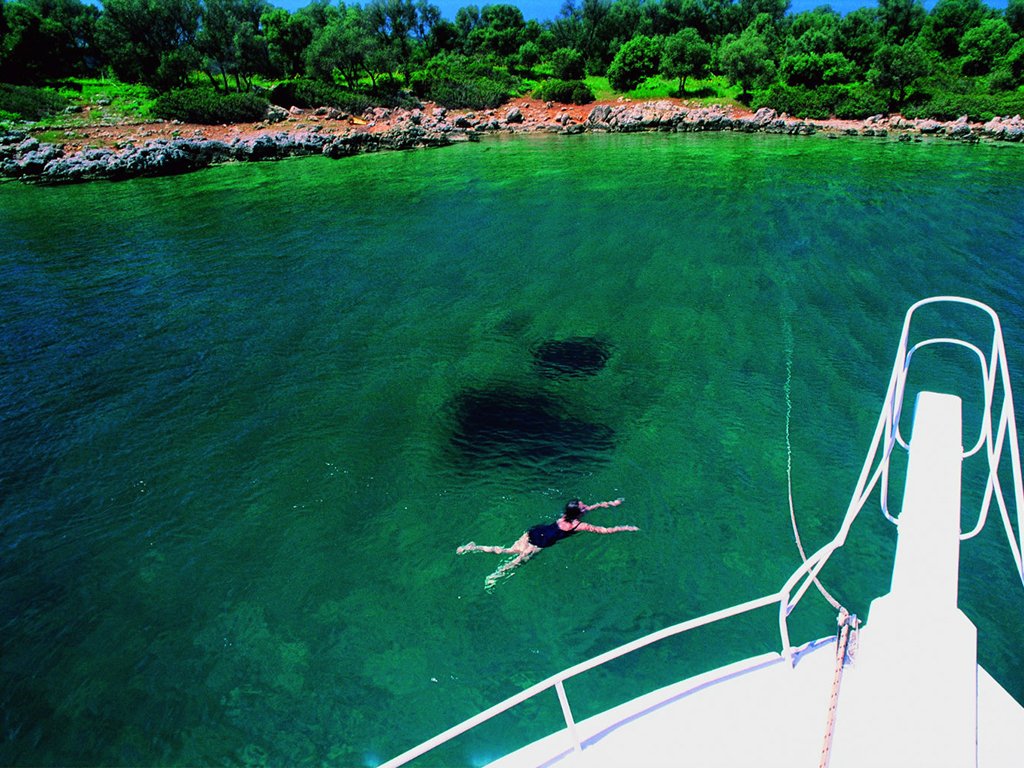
1,133 -> 1023,766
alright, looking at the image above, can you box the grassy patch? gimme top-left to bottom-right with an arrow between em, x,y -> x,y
584,75 -> 616,101
584,73 -> 745,107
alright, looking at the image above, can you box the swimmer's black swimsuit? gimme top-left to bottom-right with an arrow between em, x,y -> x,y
527,521 -> 580,548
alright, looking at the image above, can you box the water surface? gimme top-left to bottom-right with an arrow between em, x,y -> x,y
2,133 -> 1023,766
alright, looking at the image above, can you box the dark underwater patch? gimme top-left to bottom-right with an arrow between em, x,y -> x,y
533,337 -> 611,378
448,386 -> 615,470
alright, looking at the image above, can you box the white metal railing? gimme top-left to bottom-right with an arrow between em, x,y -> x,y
379,296 -> 1024,768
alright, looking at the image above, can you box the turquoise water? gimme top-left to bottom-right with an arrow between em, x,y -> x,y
1,133 -> 1023,766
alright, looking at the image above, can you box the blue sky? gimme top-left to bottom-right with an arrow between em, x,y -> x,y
270,0 -> 1008,23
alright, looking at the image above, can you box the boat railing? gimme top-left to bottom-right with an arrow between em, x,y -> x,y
379,296 -> 1024,768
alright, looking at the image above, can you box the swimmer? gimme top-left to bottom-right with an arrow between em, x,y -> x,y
457,498 -> 638,589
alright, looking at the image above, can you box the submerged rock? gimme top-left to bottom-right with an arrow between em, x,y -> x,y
533,337 -> 612,378
448,386 -> 615,470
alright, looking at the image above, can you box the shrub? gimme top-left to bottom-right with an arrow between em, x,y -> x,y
607,35 -> 663,92
549,48 -> 586,80
410,53 -> 519,109
534,78 -> 595,104
270,80 -> 375,114
902,91 -> 1024,121
833,85 -> 889,119
752,83 -> 889,120
0,84 -> 69,120
751,83 -> 834,119
152,89 -> 269,124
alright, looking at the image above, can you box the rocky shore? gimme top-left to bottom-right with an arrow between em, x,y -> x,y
3,99 -> 1022,185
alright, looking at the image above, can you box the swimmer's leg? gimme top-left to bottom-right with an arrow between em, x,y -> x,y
457,543 -> 517,555
484,547 -> 538,590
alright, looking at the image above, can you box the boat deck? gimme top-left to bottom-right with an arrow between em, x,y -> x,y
487,632 -> 1023,768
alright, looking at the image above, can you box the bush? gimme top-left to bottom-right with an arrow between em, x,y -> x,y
550,48 -> 586,80
901,91 -> 1024,121
151,89 -> 269,124
0,84 -> 69,120
410,53 -> 519,109
833,86 -> 889,119
534,78 -> 595,104
751,83 -> 834,119
270,79 -> 375,114
607,35 -> 663,92
752,83 -> 889,120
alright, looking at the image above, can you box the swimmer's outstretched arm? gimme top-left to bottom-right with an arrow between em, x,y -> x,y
576,522 -> 639,534
580,497 -> 624,512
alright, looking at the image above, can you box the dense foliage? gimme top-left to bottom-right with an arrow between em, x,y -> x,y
0,82 -> 69,119
151,87 -> 268,123
1,0 -> 1023,120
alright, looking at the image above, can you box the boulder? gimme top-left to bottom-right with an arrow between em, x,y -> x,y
505,107 -> 524,124
587,105 -> 612,124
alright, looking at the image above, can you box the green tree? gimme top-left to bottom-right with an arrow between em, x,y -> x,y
306,6 -> 375,88
515,39 -> 539,73
1007,0 -> 1024,35
0,0 -> 98,82
959,17 -> 1014,75
365,0 -> 437,85
869,39 -> 930,105
838,7 -> 883,74
922,0 -> 992,59
877,0 -> 925,44
780,51 -> 855,87
606,32 -> 661,91
660,27 -> 710,94
96,0 -> 201,90
995,38 -> 1024,85
549,45 -> 585,79
197,0 -> 270,92
719,19 -> 773,97
262,7 -> 316,78
467,3 -> 524,58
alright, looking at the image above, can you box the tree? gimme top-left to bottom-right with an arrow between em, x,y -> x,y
719,19 -> 773,97
549,45 -> 585,79
262,7 -> 316,78
306,7 -> 375,88
197,0 -> 270,92
365,0 -> 438,85
515,39 -> 539,73
466,3 -> 524,58
96,0 -> 201,90
838,7 -> 882,74
959,17 -> 1014,75
877,0 -> 926,44
869,39 -> 930,105
0,0 -> 99,82
922,0 -> 992,59
606,33 -> 661,91
1007,0 -> 1024,35
660,27 -> 710,94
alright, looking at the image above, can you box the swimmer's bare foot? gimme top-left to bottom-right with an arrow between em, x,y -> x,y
457,542 -> 475,554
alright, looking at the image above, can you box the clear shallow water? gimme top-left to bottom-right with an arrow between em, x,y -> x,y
1,133 -> 1023,766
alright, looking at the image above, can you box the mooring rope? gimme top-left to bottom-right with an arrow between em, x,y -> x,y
784,318 -> 842,613
819,609 -> 860,768
784,318 -> 861,768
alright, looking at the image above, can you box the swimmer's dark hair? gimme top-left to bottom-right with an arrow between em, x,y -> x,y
564,499 -> 585,521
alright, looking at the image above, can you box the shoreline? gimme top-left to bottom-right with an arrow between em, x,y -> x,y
3,98 -> 1022,185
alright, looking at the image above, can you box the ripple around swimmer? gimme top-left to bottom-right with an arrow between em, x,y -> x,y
446,386 -> 615,474
532,337 -> 612,378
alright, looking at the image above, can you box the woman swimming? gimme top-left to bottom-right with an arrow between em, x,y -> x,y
457,498 -> 638,589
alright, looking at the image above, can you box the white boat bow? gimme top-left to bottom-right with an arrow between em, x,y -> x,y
381,296 -> 1024,768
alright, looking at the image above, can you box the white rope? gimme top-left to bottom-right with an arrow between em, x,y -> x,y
785,319 -> 843,613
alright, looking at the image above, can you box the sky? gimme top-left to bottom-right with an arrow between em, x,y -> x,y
270,0 -> 1008,23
